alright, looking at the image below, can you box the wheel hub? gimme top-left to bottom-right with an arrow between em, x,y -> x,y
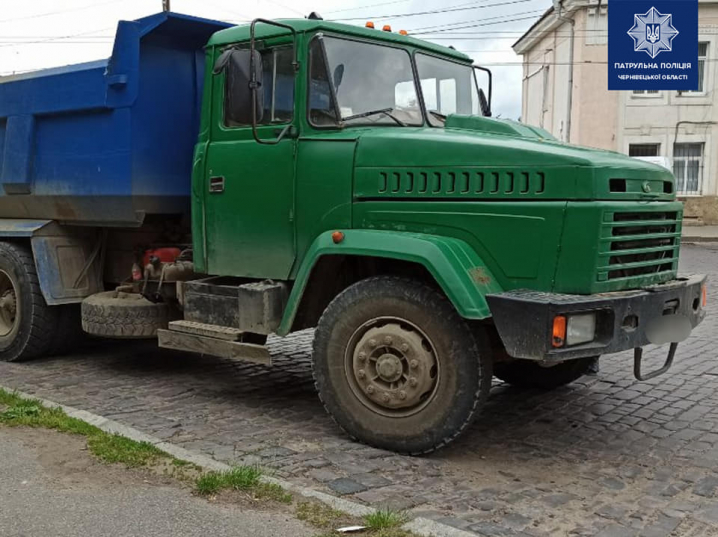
0,271 -> 18,338
376,354 -> 403,382
348,320 -> 439,415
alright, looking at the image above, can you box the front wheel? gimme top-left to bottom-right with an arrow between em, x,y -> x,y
493,357 -> 597,390
312,276 -> 492,455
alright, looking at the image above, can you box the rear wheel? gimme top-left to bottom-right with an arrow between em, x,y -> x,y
0,242 -> 58,362
493,357 -> 596,390
313,276 -> 492,455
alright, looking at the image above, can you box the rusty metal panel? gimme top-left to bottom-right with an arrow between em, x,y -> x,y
157,329 -> 271,364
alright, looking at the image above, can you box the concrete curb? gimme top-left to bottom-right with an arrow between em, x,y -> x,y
1,387 -> 476,537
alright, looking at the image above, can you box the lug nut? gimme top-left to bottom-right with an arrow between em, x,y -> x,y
368,339 -> 377,348
382,393 -> 390,403
410,359 -> 418,369
357,369 -> 366,379
399,391 -> 407,400
400,343 -> 409,353
367,385 -> 375,394
409,377 -> 418,387
384,336 -> 393,345
358,352 -> 367,362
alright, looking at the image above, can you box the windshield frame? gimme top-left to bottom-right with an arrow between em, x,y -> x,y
413,50 -> 482,128
306,32 -> 426,130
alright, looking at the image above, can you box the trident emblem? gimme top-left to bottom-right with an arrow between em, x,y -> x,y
628,7 -> 678,58
646,24 -> 660,43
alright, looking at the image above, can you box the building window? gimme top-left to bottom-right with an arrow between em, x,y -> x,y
673,143 -> 704,194
586,7 -> 608,45
629,144 -> 660,157
686,42 -> 709,93
633,90 -> 659,95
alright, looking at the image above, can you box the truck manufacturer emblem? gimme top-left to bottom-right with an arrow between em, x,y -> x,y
642,181 -> 652,193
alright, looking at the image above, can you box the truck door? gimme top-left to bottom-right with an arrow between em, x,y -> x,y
204,45 -> 296,280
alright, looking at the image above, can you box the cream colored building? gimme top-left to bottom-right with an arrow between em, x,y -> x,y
513,0 -> 718,223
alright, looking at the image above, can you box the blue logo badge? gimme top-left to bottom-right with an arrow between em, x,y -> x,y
609,0 -> 698,91
627,7 -> 679,58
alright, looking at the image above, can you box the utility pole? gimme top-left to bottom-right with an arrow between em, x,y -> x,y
162,0 -> 170,12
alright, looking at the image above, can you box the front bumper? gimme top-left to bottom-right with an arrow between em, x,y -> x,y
486,275 -> 707,361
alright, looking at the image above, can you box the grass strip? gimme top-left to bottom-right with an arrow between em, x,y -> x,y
195,467 -> 292,503
0,388 -> 163,467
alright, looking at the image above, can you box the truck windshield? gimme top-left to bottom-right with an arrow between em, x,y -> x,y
309,36 -> 422,127
415,54 -> 480,127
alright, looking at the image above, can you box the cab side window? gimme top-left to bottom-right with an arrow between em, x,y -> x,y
225,46 -> 295,127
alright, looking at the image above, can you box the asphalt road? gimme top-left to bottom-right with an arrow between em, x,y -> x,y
0,427 -> 313,537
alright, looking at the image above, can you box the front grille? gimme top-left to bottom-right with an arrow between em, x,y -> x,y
599,210 -> 680,282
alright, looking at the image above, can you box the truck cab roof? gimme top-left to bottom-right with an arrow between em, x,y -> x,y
207,18 -> 471,63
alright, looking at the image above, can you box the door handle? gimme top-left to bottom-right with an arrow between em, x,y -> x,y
209,176 -> 225,193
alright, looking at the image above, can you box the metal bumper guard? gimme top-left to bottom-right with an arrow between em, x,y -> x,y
487,275 -> 707,378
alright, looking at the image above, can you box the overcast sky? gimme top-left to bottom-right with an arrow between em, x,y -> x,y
0,0 -> 554,119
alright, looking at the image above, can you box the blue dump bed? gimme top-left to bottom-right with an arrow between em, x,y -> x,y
0,12 -> 230,226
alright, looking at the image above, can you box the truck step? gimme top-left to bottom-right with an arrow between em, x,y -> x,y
158,329 -> 270,365
168,320 -> 243,341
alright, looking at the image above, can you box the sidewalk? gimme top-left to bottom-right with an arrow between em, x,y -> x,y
682,225 -> 718,242
0,427 -> 313,537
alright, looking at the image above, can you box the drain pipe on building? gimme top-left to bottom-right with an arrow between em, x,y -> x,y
554,0 -> 575,143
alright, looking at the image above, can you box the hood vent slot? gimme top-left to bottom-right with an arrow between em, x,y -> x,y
373,169 -> 548,198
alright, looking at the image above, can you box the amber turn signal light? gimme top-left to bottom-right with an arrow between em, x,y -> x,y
332,231 -> 345,244
703,284 -> 708,307
552,315 -> 567,348
365,21 -> 375,28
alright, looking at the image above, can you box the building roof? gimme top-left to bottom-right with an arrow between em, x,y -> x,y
512,6 -> 555,51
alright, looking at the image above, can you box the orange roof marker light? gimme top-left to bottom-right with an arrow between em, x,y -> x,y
365,21 -> 375,28
382,24 -> 392,32
331,231 -> 345,244
399,30 -> 408,35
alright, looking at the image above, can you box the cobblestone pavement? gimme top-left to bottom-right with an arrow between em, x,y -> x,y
1,245 -> 717,536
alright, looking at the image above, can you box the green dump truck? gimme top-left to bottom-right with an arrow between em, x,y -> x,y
0,12 -> 706,454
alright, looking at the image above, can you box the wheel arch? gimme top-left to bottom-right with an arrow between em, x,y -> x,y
278,230 -> 503,335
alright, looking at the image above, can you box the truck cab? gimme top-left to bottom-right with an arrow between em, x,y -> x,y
0,13 -> 707,455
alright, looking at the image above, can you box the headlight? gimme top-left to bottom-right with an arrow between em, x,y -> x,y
566,313 -> 597,346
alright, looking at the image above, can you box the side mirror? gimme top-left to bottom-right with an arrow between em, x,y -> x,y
473,65 -> 492,118
478,88 -> 491,117
222,49 -> 264,126
333,64 -> 344,92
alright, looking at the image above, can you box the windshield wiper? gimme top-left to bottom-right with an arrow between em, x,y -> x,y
428,110 -> 446,122
343,107 -> 406,127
